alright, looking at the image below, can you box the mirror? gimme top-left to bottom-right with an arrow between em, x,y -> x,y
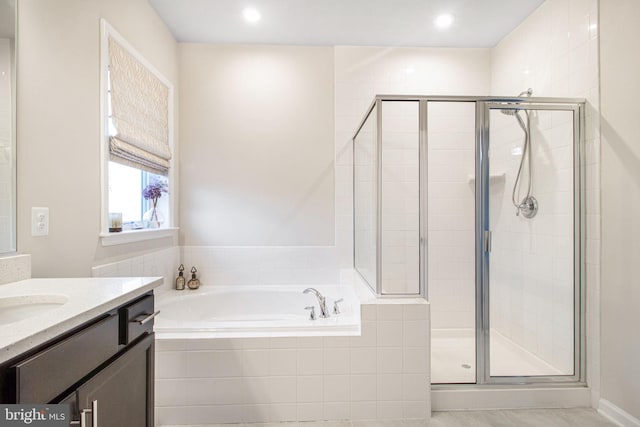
0,0 -> 15,253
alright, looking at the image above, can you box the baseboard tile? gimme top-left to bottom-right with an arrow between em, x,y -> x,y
598,399 -> 640,427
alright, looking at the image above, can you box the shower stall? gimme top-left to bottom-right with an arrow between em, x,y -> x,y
352,95 -> 585,385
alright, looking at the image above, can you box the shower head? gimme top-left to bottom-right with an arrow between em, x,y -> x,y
500,88 -> 533,117
518,88 -> 533,97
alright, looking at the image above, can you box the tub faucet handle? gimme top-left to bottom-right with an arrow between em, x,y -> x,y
305,306 -> 316,321
333,298 -> 344,315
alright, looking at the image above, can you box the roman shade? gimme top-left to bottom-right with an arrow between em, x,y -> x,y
108,36 -> 171,176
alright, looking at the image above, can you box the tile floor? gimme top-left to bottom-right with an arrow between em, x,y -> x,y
162,408 -> 616,426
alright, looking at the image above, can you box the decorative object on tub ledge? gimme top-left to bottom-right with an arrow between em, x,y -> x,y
142,179 -> 168,228
175,264 -> 185,290
187,266 -> 200,290
303,287 -> 329,318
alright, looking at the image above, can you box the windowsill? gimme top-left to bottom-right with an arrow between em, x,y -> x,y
99,227 -> 178,247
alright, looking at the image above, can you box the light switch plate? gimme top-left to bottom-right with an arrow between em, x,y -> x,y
31,207 -> 49,236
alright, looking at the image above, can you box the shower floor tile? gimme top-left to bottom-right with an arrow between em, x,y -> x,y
431,329 -> 476,384
431,328 -> 562,384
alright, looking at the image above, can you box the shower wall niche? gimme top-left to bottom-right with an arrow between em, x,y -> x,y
352,96 -> 585,386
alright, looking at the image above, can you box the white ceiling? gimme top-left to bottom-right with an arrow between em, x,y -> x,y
148,0 -> 545,48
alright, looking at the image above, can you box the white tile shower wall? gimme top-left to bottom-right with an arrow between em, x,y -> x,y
427,102 -> 476,330
490,0 -> 599,377
380,101 -> 420,295
181,246 -> 340,287
155,302 -> 430,424
91,246 -> 180,290
489,108 -> 575,374
334,47 -> 491,275
0,39 -> 13,253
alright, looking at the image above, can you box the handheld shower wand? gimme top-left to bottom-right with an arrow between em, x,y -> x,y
501,88 -> 538,218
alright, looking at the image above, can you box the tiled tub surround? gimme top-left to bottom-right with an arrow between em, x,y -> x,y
92,251 -> 430,423
180,246 -> 340,287
91,246 -> 180,289
155,285 -> 430,424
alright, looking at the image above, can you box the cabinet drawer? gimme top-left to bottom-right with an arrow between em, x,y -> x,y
119,294 -> 155,345
13,314 -> 119,403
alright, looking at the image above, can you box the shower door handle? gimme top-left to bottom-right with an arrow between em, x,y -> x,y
483,230 -> 492,253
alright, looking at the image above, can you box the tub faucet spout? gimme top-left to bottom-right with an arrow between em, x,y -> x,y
303,288 -> 329,318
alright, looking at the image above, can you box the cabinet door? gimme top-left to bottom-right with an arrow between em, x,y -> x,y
76,334 -> 154,427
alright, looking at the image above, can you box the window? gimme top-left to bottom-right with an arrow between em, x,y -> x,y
108,162 -> 168,229
100,20 -> 175,244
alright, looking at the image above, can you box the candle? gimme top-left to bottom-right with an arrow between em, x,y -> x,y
109,212 -> 123,232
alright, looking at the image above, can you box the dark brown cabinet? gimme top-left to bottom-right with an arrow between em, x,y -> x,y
68,333 -> 154,427
0,292 -> 156,427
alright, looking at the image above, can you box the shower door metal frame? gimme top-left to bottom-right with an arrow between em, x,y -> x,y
353,95 -> 586,387
476,100 -> 586,386
353,97 -> 426,298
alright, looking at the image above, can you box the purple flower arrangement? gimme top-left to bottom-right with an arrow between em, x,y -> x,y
142,180 -> 168,228
142,180 -> 168,201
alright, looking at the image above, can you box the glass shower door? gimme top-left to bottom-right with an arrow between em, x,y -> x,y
485,103 -> 581,381
428,101 -> 477,383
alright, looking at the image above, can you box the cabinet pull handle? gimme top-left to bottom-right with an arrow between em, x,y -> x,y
91,399 -> 98,427
74,399 -> 97,427
132,310 -> 160,325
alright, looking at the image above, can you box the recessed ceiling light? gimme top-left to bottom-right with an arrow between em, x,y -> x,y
242,7 -> 261,23
435,13 -> 454,29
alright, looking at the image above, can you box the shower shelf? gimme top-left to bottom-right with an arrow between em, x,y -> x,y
467,173 -> 506,184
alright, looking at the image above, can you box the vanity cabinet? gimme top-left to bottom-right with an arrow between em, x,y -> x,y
61,333 -> 154,427
0,292 -> 156,427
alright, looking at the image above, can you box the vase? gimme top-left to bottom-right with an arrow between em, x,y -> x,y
143,199 -> 163,228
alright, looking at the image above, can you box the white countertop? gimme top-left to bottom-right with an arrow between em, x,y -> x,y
0,277 -> 163,364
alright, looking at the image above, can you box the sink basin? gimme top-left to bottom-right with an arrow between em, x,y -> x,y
0,295 -> 68,325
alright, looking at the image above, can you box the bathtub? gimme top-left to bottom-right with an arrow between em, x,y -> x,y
154,276 -> 431,425
154,285 -> 361,338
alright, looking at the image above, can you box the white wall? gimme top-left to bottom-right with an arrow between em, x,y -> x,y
178,44 -> 335,246
490,0 -> 599,377
599,0 -> 640,422
17,0 -> 179,276
181,47 -> 491,289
